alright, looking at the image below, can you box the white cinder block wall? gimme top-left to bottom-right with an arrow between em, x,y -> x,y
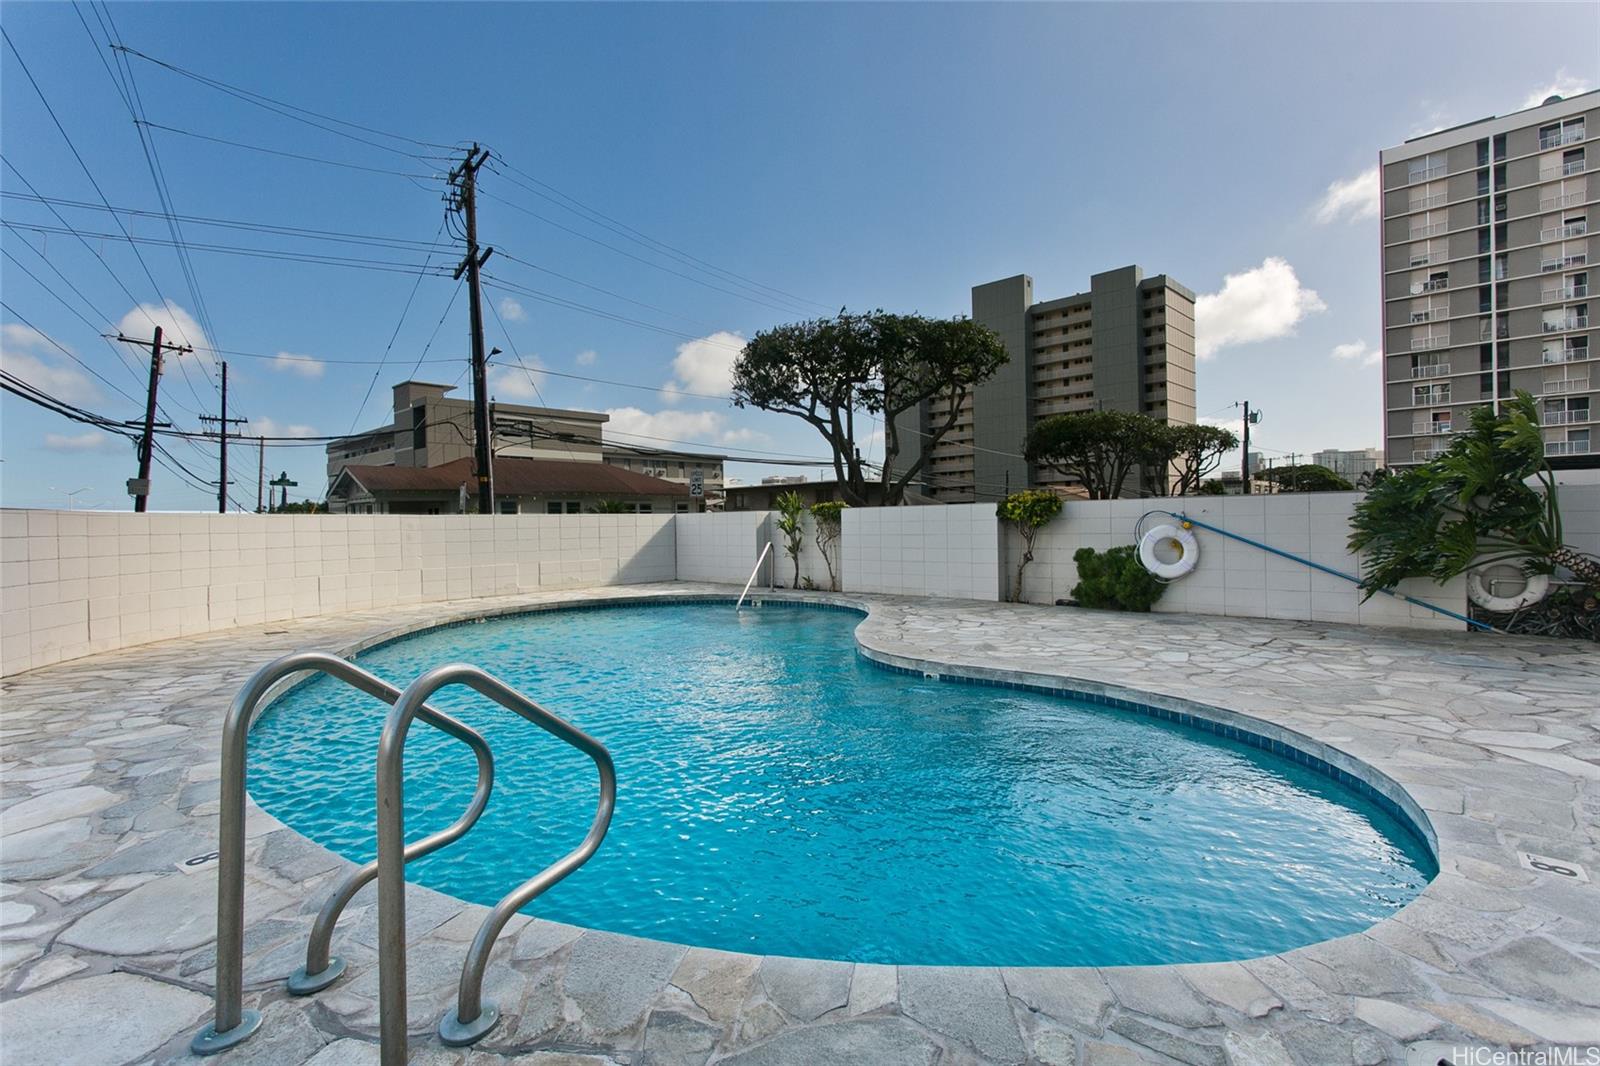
1005,493 -> 1470,629
0,510 -> 674,677
842,504 -> 1001,601
674,511 -> 772,585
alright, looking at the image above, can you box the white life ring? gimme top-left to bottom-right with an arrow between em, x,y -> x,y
1466,567 -> 1550,613
1138,524 -> 1200,580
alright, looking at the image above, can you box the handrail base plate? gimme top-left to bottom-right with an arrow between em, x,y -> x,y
190,1009 -> 262,1056
286,957 -> 347,996
438,1003 -> 500,1047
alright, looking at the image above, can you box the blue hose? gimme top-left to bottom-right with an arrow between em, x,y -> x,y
1138,509 -> 1493,633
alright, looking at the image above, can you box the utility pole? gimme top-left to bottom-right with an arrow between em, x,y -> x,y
1239,401 -> 1262,495
199,361 -> 248,513
257,437 -> 265,513
117,326 -> 190,513
447,144 -> 495,515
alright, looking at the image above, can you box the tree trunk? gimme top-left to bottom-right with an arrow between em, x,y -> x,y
1550,546 -> 1600,590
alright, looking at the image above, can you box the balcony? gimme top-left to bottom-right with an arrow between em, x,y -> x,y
1542,255 -> 1589,273
1542,315 -> 1591,332
1408,163 -> 1446,184
1545,440 -> 1592,455
1542,283 -> 1589,301
1412,420 -> 1454,435
1539,160 -> 1588,180
1539,128 -> 1585,151
1543,409 -> 1590,425
1408,222 -> 1448,239
1419,278 -> 1450,292
1408,252 -> 1434,267
1539,192 -> 1585,210
1411,363 -> 1450,378
1411,448 -> 1450,462
1540,222 -> 1588,241
1412,392 -> 1451,407
1410,334 -> 1450,351
1543,378 -> 1589,394
1408,193 -> 1447,211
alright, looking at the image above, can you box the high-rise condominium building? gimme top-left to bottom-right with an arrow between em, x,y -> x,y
1311,448 -> 1384,480
894,266 -> 1197,501
1380,91 -> 1597,469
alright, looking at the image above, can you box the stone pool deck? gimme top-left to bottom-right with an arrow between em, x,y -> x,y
1,582 -> 1597,1066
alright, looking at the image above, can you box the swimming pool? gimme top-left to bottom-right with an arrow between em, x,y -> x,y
248,601 -> 1436,967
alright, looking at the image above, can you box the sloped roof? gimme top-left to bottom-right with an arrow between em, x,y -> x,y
335,456 -> 688,497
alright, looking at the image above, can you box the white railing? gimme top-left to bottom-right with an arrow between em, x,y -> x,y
1419,278 -> 1449,292
1408,164 -> 1447,183
1545,440 -> 1592,455
1410,334 -> 1450,351
1412,421 -> 1454,435
1408,253 -> 1434,268
1408,193 -> 1447,211
1413,391 -> 1451,406
1543,255 -> 1588,273
1408,222 -> 1448,239
736,541 -> 775,610
1411,363 -> 1450,378
1412,448 -> 1450,462
1539,128 -> 1585,151
1544,349 -> 1578,364
1543,316 -> 1590,332
1541,223 -> 1588,241
1409,309 -> 1441,323
1539,192 -> 1584,210
1543,379 -> 1589,395
1542,284 -> 1589,301
1543,410 -> 1588,425
1540,160 -> 1588,180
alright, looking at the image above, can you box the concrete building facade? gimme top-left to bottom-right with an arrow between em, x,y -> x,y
1380,91 -> 1598,469
894,267 -> 1197,501
326,381 -> 725,513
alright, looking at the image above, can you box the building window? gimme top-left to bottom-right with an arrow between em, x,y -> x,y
1407,153 -> 1446,184
1540,118 -> 1586,151
411,405 -> 426,450
546,500 -> 580,514
498,498 -> 518,515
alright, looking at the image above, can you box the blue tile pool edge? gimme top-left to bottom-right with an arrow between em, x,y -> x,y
248,589 -> 1439,865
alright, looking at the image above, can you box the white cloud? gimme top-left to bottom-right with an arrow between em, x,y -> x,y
1314,167 -> 1378,225
662,331 -> 744,403
1,323 -> 101,404
1522,72 -> 1592,111
1331,340 -> 1381,368
604,406 -> 766,448
44,431 -> 122,454
1195,257 -> 1327,360
575,349 -> 597,367
272,352 -> 325,379
488,356 -> 548,401
115,301 -> 211,371
251,416 -> 317,438
498,297 -> 526,323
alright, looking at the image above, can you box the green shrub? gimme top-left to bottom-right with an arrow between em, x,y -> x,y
996,489 -> 1063,602
1071,545 -> 1165,612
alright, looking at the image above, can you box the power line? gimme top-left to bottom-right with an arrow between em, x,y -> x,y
112,44 -> 458,156
485,156 -> 831,316
0,297 -> 142,407
135,121 -> 448,180
348,216 -> 451,434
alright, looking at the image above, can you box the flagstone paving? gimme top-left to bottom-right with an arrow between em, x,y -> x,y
1,583 -> 1597,1065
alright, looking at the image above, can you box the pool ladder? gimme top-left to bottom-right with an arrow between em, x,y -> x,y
189,651 -> 616,1066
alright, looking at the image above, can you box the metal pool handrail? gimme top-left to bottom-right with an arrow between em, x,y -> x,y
376,663 -> 617,1062
189,651 -> 495,1056
737,540 -> 774,609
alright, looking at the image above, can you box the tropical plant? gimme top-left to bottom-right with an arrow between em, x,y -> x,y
585,499 -> 632,514
734,311 -> 1008,505
996,489 -> 1063,602
1260,464 -> 1354,493
1024,411 -> 1171,499
1071,545 -> 1165,612
1348,391 -> 1600,598
775,490 -> 807,588
810,500 -> 848,591
1197,479 -> 1228,496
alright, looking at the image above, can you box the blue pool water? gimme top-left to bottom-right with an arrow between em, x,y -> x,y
248,603 -> 1435,966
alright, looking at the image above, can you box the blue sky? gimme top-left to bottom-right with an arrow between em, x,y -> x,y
2,2 -> 1595,510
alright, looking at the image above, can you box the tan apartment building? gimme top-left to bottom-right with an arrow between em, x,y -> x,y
894,266 -> 1198,501
1380,90 -> 1598,468
325,381 -> 725,513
